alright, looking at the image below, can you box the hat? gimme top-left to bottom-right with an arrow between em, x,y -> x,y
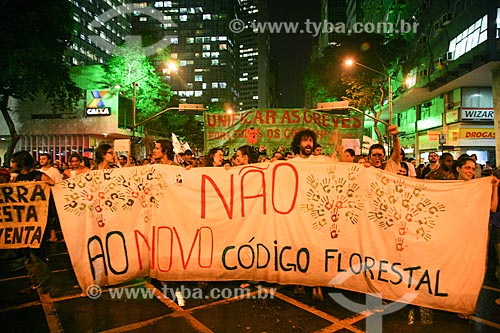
184,149 -> 193,156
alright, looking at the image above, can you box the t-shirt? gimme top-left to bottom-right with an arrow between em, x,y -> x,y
425,168 -> 456,180
15,170 -> 44,182
383,159 -> 400,174
291,155 -> 338,163
39,167 -> 62,183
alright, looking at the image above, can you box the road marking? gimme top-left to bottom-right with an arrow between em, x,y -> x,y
38,289 -> 64,333
469,316 -> 500,330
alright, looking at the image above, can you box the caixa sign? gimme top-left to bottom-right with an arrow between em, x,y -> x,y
86,107 -> 111,116
86,90 -> 111,117
461,108 -> 493,121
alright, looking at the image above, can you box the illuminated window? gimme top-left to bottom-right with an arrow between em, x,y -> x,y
203,14 -> 211,20
180,15 -> 187,21
448,14 -> 487,60
195,75 -> 203,81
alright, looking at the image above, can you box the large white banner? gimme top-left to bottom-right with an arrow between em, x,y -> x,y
51,163 -> 491,313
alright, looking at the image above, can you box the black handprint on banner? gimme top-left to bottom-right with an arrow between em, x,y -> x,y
394,178 -> 405,193
306,189 -> 321,201
335,178 -> 347,193
347,183 -> 360,198
320,178 -> 332,193
347,166 -> 359,181
306,175 -> 319,189
413,183 -> 426,197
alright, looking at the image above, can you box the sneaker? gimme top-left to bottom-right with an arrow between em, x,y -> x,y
420,307 -> 433,325
407,308 -> 415,325
175,289 -> 185,307
312,286 -> 323,302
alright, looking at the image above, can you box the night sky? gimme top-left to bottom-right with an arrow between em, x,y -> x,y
269,0 -> 321,108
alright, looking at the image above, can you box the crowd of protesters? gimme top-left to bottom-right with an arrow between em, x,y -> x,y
1,128 -> 499,315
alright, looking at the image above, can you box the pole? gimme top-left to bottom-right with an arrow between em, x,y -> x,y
388,76 -> 393,125
132,82 -> 137,140
387,76 -> 393,155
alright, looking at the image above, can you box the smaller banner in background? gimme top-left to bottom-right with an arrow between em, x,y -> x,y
0,182 -> 51,249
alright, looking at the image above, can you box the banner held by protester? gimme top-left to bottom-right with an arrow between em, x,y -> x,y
204,108 -> 364,156
0,182 -> 51,249
51,163 -> 491,314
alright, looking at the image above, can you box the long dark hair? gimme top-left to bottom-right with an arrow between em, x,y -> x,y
453,155 -> 475,178
11,151 -> 34,171
156,139 -> 175,161
206,147 -> 223,167
95,143 -> 112,165
237,145 -> 258,164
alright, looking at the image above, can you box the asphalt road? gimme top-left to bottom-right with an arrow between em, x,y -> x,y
1,239 -> 499,333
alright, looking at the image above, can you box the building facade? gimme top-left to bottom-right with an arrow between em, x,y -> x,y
237,0 -> 271,110
345,0 -> 500,166
130,0 -> 271,111
1,0 -> 130,162
131,0 -> 237,109
66,0 -> 130,65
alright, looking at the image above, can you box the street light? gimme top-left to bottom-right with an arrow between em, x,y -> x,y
344,59 -> 393,124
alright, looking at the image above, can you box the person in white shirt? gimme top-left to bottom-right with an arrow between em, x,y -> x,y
38,153 -> 62,183
289,129 -> 343,301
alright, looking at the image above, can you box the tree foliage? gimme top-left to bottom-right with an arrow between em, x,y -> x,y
305,34 -> 408,142
103,42 -> 204,149
104,42 -> 172,118
0,0 -> 82,165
